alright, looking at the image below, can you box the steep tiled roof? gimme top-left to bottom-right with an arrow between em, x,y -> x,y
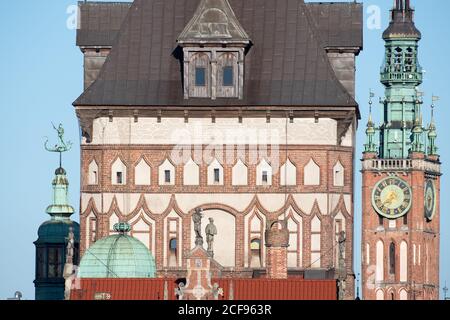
306,2 -> 363,49
76,1 -> 132,47
76,1 -> 363,50
74,0 -> 361,107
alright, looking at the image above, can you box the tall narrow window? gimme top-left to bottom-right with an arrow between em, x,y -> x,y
195,67 -> 206,87
250,238 -> 262,268
403,214 -> 408,226
88,160 -> 99,185
48,247 -> 62,278
223,66 -> 234,86
116,172 -> 123,185
389,242 -> 396,275
165,170 -> 171,184
169,238 -> 177,267
379,216 -> 384,227
36,247 -> 46,279
394,47 -> 403,72
214,168 -> 220,183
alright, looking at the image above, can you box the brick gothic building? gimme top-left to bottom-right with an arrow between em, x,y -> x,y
74,0 -> 362,299
361,1 -> 441,300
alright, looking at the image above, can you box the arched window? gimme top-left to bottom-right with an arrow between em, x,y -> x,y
47,246 -> 63,278
111,158 -> 127,185
389,242 -> 396,275
159,159 -> 175,185
376,289 -> 384,300
399,289 -> 408,300
250,238 -> 262,268
183,158 -> 200,186
400,241 -> 408,282
248,212 -> 264,268
256,159 -> 272,186
287,215 -> 302,268
207,158 -> 223,185
333,161 -> 344,187
280,159 -> 297,186
393,47 -> 403,72
232,159 -> 248,186
310,216 -> 321,268
189,53 -> 211,98
217,52 -> 238,98
135,159 -> 151,186
304,159 -> 320,186
376,240 -> 384,281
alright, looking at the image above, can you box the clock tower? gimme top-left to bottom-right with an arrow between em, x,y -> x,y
361,0 -> 441,300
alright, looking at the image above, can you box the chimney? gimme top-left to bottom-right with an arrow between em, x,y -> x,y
265,219 -> 289,279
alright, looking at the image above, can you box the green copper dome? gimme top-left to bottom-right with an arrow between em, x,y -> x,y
78,223 -> 156,278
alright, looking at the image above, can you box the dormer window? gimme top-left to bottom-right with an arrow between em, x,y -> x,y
177,0 -> 250,100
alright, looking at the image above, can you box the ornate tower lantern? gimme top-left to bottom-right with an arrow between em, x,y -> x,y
361,1 -> 441,300
34,124 -> 80,300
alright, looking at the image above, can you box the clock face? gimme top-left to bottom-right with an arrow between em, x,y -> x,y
372,177 -> 412,219
424,180 -> 436,221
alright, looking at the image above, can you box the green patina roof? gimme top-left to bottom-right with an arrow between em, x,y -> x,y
78,225 -> 156,278
36,219 -> 80,244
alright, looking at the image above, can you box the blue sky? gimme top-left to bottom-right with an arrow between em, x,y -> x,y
0,0 -> 448,300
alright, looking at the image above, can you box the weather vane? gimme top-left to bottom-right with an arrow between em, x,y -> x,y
45,123 -> 73,168
369,89 -> 375,113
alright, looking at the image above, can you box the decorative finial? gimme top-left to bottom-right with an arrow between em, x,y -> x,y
411,113 -> 424,153
114,222 -> 131,234
444,282 -> 448,300
431,95 -> 439,120
368,89 -> 375,118
364,90 -> 377,154
428,96 -> 439,156
45,123 -> 73,168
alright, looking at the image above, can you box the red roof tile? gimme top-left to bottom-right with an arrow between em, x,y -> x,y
70,278 -> 337,300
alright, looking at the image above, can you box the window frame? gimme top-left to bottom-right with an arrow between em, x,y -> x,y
164,170 -> 171,184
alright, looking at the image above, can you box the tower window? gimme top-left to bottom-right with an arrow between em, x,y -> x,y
195,67 -> 206,87
379,216 -> 384,227
223,66 -> 234,86
48,247 -> 63,278
164,170 -> 171,184
116,172 -> 123,185
403,214 -> 408,226
389,242 -> 396,275
214,168 -> 220,183
36,247 -> 46,279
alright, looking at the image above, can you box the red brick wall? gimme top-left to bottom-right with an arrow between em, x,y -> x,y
361,154 -> 440,300
78,144 -> 355,299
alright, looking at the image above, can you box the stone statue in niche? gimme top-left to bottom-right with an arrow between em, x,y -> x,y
193,208 -> 204,246
66,227 -> 75,264
205,218 -> 217,257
